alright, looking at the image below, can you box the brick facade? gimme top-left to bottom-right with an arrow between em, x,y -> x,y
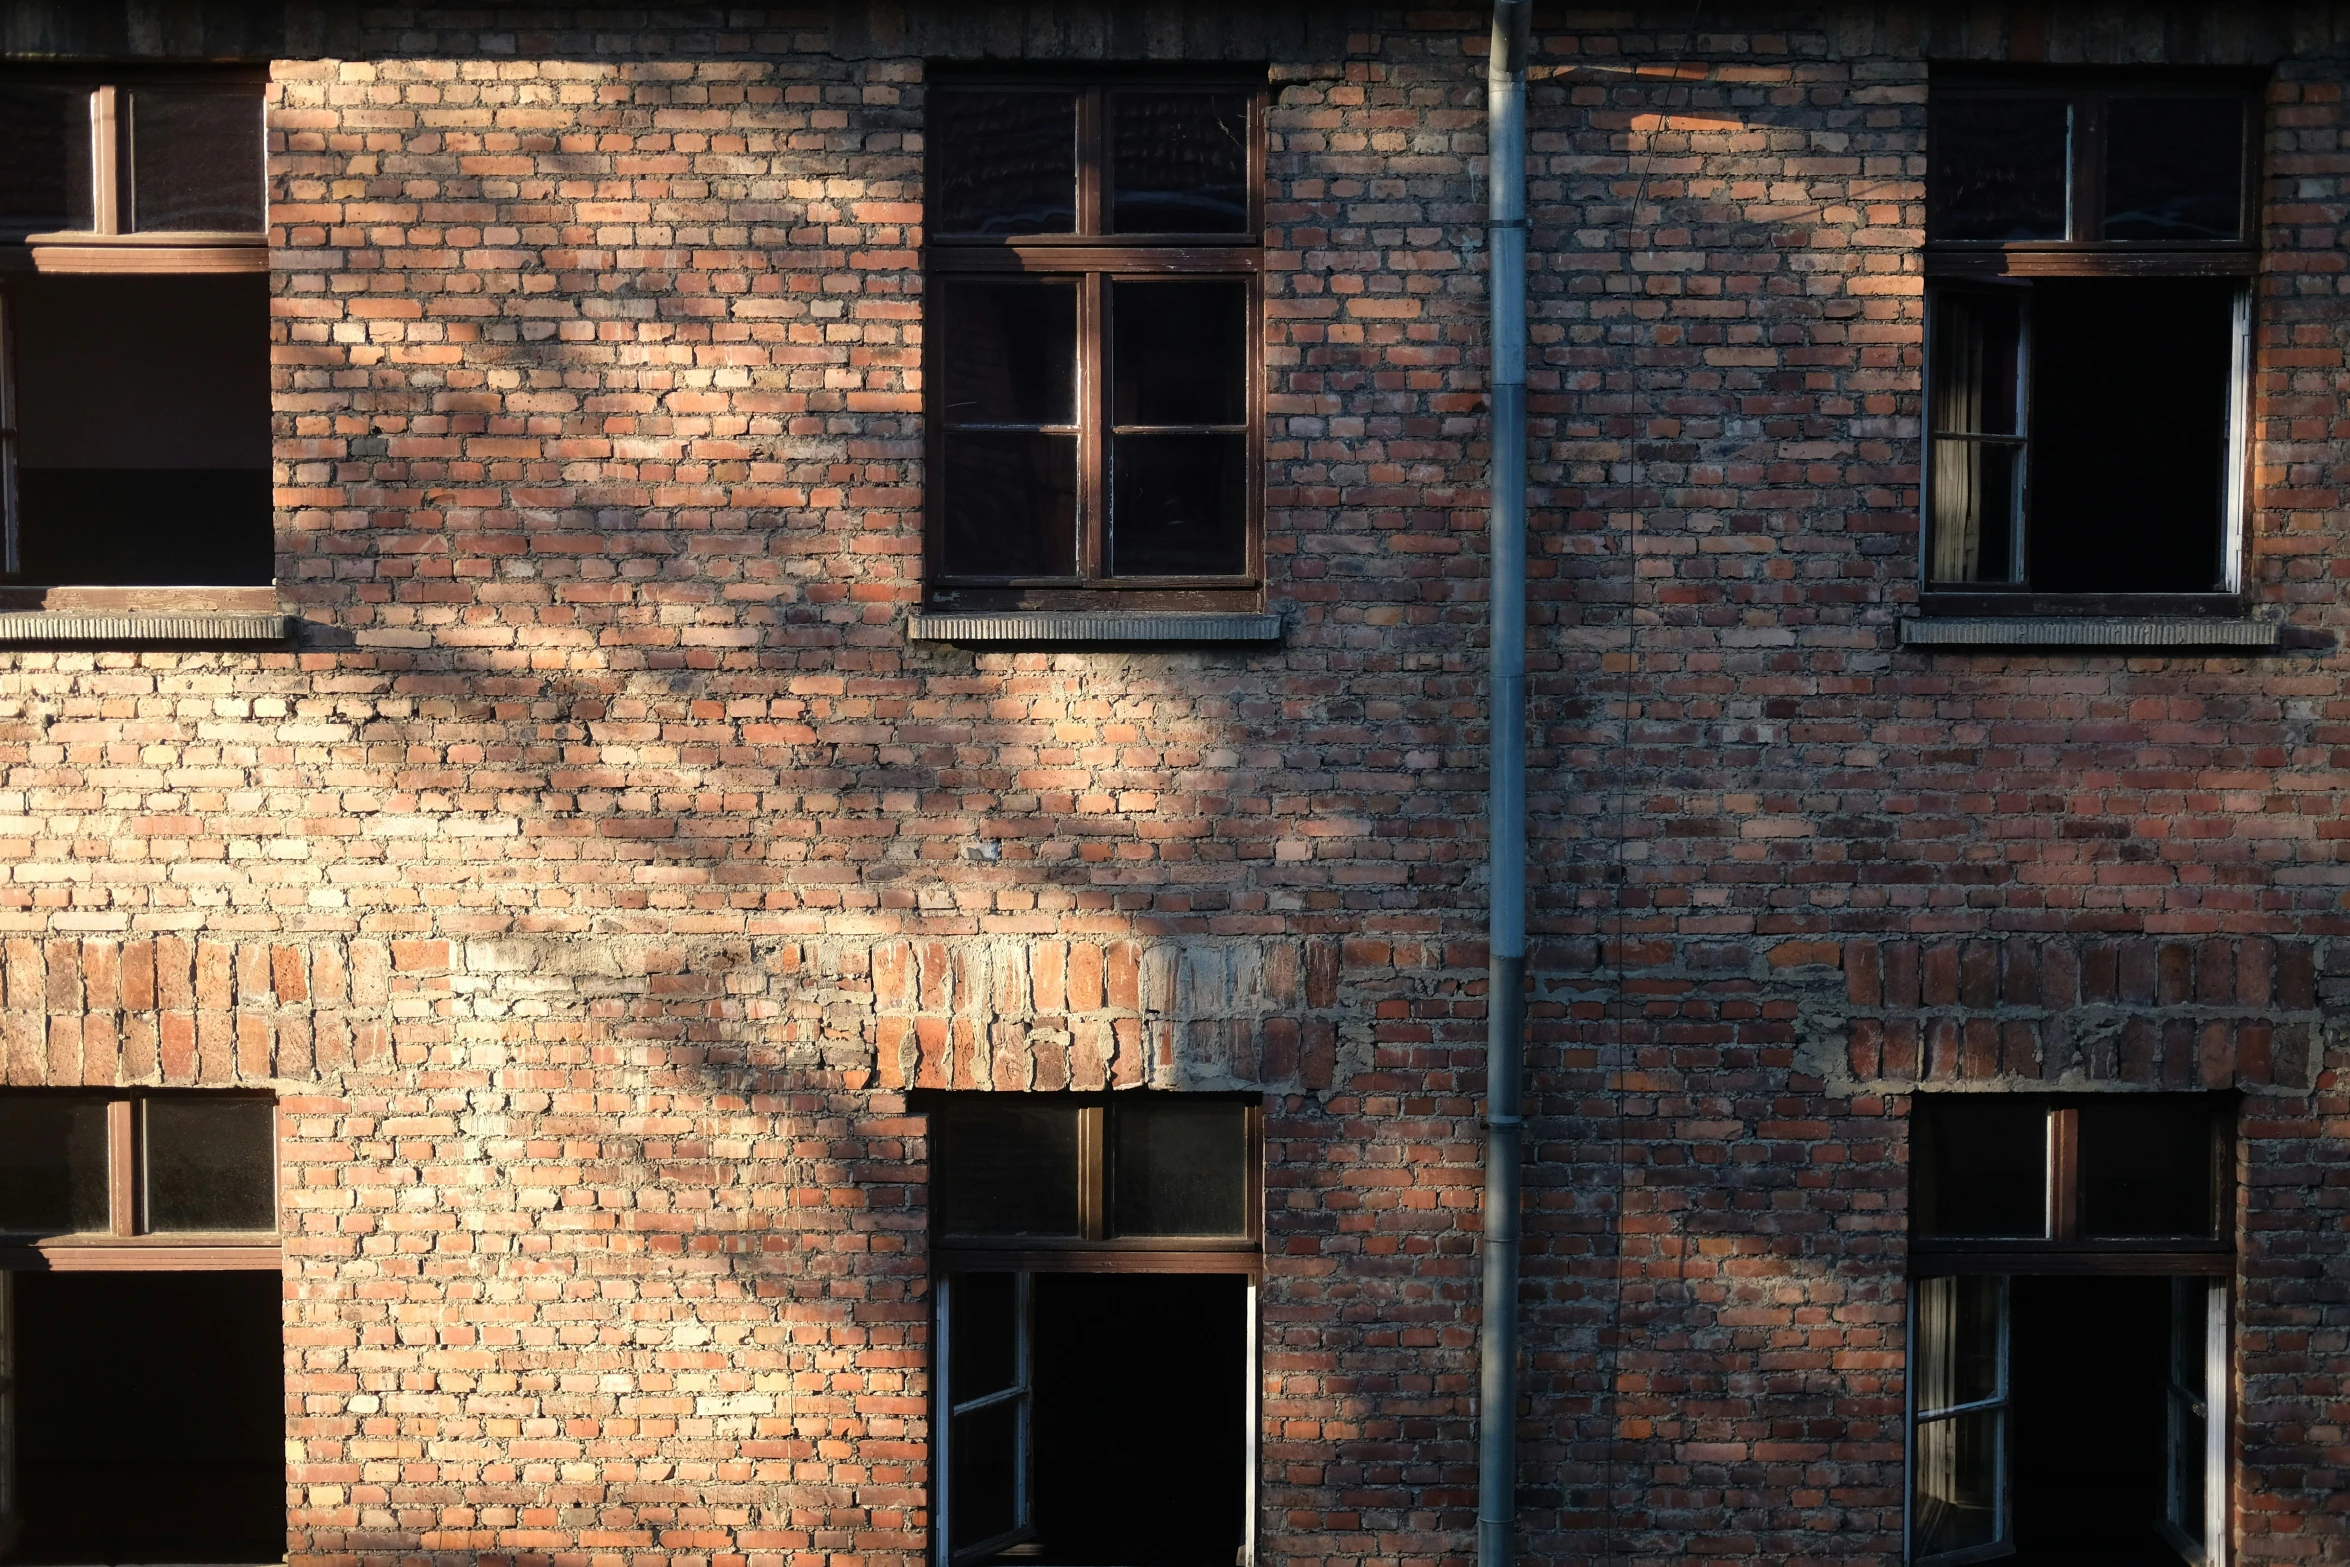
1,2 -> 2347,1564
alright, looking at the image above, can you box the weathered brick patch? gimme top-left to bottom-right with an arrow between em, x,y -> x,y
1830,937 -> 2325,1091
0,933 -> 1370,1093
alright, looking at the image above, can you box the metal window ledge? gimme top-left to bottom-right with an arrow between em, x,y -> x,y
909,610 -> 1283,644
1901,616 -> 2281,651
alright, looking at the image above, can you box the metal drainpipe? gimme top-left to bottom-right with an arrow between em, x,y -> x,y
1477,6 -> 1531,1567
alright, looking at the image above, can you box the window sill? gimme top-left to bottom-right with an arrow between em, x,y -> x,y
0,610 -> 296,648
0,1239 -> 281,1271
1901,615 -> 2280,651
909,610 -> 1283,645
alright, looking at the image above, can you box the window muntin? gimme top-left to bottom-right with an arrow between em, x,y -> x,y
924,78 -> 1263,612
0,1092 -> 278,1249
1924,75 -> 2258,603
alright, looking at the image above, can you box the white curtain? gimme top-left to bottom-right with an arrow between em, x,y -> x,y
1931,300 -> 1987,582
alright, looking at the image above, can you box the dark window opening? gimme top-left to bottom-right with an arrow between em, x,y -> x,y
924,78 -> 1263,612
929,1093 -> 1260,1567
3,274 -> 272,585
5,1271 -> 283,1564
1924,75 -> 2256,603
1909,1095 -> 2229,1566
2010,1276 -> 2186,1567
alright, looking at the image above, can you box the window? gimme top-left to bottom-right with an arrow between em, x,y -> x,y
0,1091 -> 282,1562
1908,1095 -> 2232,1566
924,78 -> 1263,612
926,1093 -> 1259,1567
0,70 -> 271,588
1924,75 -> 2258,602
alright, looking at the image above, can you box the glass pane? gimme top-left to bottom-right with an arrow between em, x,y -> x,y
1113,279 -> 1248,427
1915,1099 -> 2046,1239
949,1272 -> 1020,1405
2106,98 -> 2243,242
932,90 -> 1076,236
0,86 -> 92,231
2170,1277 -> 2208,1393
937,1100 -> 1082,1238
0,1096 -> 109,1234
1110,1099 -> 1250,1237
940,431 -> 1077,578
144,1098 -> 276,1232
2080,1100 -> 2216,1238
949,1397 -> 1021,1551
1931,294 -> 2023,436
129,88 -> 264,232
1914,1275 -> 2003,1414
1110,90 -> 1250,234
1930,96 -> 2070,241
1929,440 -> 2021,585
1110,433 -> 1247,577
940,280 -> 1077,427
1912,1406 -> 2003,1557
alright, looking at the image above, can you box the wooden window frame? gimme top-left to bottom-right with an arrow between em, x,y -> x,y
923,73 -> 1267,614
1910,1094 -> 2235,1277
0,1090 -> 281,1272
927,1092 -> 1263,1276
0,66 -> 269,274
1908,1094 -> 2235,1566
1922,71 -> 2262,614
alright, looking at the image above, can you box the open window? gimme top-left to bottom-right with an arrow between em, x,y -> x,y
0,71 -> 271,590
923,78 -> 1264,613
927,1093 -> 1259,1567
0,1091 -> 283,1564
1909,1095 -> 2232,1566
1924,74 -> 2258,608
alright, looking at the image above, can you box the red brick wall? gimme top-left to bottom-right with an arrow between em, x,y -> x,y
0,4 -> 2343,1566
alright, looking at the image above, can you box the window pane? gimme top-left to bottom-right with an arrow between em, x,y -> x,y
0,86 -> 92,231
1110,433 -> 1247,577
1110,90 -> 1250,233
1929,441 -> 2021,585
1931,294 -> 2023,437
144,1098 -> 275,1232
2080,1099 -> 2216,1238
1930,96 -> 2070,241
938,1100 -> 1082,1238
940,431 -> 1078,578
1113,279 -> 1248,427
932,90 -> 1076,236
1914,1274 -> 2003,1414
1110,1099 -> 1250,1237
1912,1407 -> 2003,1557
949,1272 -> 1021,1405
940,280 -> 1078,428
1915,1099 -> 2046,1239
129,88 -> 264,232
2106,98 -> 2243,242
949,1397 -> 1022,1551
0,1097 -> 110,1234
